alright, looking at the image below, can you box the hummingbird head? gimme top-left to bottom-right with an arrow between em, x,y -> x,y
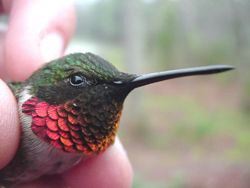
22,52 -> 233,155
27,52 -> 135,104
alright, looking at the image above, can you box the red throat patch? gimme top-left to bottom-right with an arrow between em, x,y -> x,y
22,97 -> 114,155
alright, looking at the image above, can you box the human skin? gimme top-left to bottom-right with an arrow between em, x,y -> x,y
0,0 -> 133,187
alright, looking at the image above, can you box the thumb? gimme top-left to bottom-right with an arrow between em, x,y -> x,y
3,0 -> 76,81
0,80 -> 19,169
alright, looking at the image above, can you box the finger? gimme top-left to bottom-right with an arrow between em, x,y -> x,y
0,80 -> 20,169
0,23 -> 7,79
2,0 -> 76,81
63,138 -> 133,188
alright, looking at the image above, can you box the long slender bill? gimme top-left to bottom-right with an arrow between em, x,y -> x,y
129,65 -> 234,89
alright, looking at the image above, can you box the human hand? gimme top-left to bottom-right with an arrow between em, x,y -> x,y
0,0 -> 133,187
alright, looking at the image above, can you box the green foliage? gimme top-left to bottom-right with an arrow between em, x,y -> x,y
133,175 -> 166,188
136,92 -> 250,159
133,173 -> 186,188
76,0 -> 123,42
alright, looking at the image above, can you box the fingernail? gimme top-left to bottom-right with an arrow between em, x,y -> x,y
40,32 -> 64,62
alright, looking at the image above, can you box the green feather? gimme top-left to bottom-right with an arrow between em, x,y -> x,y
8,82 -> 22,96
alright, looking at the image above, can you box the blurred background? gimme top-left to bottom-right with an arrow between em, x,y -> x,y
68,0 -> 250,187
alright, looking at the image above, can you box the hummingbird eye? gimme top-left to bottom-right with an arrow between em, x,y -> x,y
69,73 -> 86,87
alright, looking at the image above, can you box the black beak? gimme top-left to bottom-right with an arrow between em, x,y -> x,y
128,65 -> 234,89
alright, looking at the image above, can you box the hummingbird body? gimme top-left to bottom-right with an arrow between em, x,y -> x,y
0,52 -> 233,187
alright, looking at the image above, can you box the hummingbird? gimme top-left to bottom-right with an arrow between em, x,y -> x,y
0,52 -> 233,187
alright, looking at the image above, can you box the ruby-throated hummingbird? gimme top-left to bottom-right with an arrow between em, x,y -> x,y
0,52 -> 233,187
